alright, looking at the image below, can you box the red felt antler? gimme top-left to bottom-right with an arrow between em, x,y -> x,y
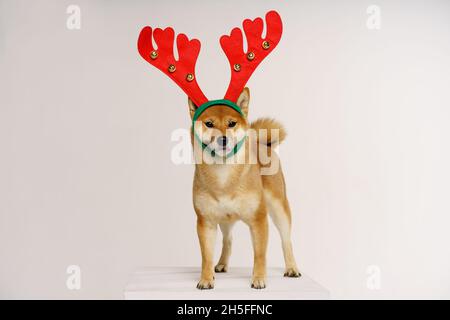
220,10 -> 283,102
137,26 -> 208,106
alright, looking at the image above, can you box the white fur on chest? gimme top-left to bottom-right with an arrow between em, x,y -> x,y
213,165 -> 233,188
194,192 -> 261,222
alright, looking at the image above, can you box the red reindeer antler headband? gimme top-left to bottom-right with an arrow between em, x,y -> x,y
138,10 -> 282,108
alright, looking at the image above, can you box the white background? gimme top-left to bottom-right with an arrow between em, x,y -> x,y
1,0 -> 450,299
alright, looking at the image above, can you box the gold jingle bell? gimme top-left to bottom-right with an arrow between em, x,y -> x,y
233,63 -> 241,72
168,64 -> 176,73
186,73 -> 194,82
150,51 -> 158,59
262,41 -> 270,50
247,52 -> 255,61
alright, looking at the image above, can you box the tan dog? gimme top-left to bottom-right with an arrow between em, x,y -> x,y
189,87 -> 300,290
137,9 -> 293,290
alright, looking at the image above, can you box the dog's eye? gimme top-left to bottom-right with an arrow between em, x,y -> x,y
228,121 -> 237,128
204,121 -> 214,128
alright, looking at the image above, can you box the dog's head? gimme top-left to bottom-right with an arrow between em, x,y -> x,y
190,88 -> 250,157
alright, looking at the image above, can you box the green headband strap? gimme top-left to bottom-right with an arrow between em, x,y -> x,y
192,99 -> 245,122
192,99 -> 247,159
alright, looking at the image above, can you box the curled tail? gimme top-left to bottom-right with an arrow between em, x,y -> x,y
250,118 -> 287,147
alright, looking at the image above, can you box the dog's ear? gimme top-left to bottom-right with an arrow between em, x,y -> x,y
188,98 -> 198,119
236,87 -> 250,118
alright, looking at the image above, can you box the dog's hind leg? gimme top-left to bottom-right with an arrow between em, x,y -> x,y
265,191 -> 301,277
215,222 -> 234,273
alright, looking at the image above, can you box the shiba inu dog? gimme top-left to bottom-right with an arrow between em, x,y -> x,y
189,88 -> 300,289
137,10 -> 299,289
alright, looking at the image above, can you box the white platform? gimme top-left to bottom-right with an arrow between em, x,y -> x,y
124,267 -> 330,300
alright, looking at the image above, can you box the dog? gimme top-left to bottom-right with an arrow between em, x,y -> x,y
137,9 -> 296,290
190,87 -> 301,289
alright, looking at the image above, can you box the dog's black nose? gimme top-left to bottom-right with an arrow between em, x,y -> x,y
217,136 -> 228,147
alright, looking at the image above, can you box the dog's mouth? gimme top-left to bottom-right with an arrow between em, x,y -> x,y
200,140 -> 233,153
198,132 -> 242,155
215,144 -> 234,154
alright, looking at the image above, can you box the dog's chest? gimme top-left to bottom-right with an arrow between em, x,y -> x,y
212,165 -> 234,188
194,164 -> 261,221
194,192 -> 261,222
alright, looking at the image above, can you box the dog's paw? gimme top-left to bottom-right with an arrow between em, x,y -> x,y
214,264 -> 228,273
196,278 -> 215,290
284,267 -> 301,278
251,277 -> 266,289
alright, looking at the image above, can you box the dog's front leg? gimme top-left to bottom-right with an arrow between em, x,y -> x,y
248,211 -> 268,289
196,216 -> 217,289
